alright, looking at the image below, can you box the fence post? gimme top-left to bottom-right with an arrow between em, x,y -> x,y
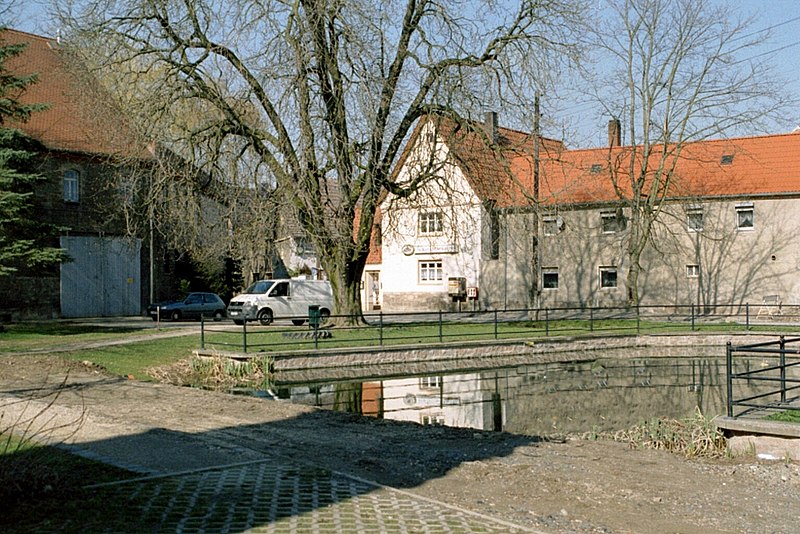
379,311 -> 384,347
726,341 -> 733,417
200,315 -> 205,349
243,320 -> 247,353
438,310 -> 443,343
780,335 -> 787,404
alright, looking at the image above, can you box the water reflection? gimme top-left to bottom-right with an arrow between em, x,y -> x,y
269,355 -> 748,436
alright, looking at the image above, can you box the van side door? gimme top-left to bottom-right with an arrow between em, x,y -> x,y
266,281 -> 293,320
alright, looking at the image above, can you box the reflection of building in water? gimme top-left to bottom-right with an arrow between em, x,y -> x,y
279,373 -> 501,431
273,355 -> 772,435
369,373 -> 498,431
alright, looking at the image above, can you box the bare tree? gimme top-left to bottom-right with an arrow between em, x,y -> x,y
590,0 -> 791,306
57,0 -> 584,323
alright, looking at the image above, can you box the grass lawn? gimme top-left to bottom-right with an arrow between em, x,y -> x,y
60,336 -> 200,378
197,317 -> 761,355
766,410 -> 800,423
0,317 -> 779,381
0,321 -> 159,353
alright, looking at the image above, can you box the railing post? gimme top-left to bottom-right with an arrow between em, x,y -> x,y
438,310 -> 443,343
726,341 -> 733,417
494,310 -> 498,340
200,315 -> 205,349
243,320 -> 248,353
780,335 -> 787,404
379,311 -> 384,346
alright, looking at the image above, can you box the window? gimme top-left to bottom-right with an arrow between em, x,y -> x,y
687,206 -> 703,232
185,294 -> 203,304
686,264 -> 700,278
542,268 -> 559,289
419,260 -> 443,283
418,211 -> 443,235
721,154 -> 734,165
269,281 -> 290,297
601,209 -> 625,233
543,216 -> 563,236
63,170 -> 79,202
600,266 -> 617,288
420,376 -> 442,389
736,205 -> 754,230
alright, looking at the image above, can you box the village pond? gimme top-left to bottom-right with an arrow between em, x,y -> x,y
255,346 -> 785,436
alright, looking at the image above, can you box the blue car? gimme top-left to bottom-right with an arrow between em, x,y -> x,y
147,292 -> 227,321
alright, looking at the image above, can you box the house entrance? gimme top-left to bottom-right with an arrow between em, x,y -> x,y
367,271 -> 381,310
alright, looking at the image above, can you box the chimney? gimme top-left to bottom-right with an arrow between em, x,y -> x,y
608,118 -> 621,147
484,111 -> 498,144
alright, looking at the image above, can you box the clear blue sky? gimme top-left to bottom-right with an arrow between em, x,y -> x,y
8,0 -> 800,147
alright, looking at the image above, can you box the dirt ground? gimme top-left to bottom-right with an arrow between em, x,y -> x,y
1,353 -> 798,534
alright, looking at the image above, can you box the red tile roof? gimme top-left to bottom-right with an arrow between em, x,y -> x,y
3,29 -> 150,158
396,115 -> 566,209
422,113 -> 800,207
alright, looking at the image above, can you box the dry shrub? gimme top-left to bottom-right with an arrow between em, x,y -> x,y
585,407 -> 727,458
147,354 -> 273,390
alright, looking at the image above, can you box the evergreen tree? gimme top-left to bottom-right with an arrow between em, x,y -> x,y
0,32 -> 67,276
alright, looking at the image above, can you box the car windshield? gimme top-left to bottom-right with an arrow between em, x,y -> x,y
245,281 -> 273,294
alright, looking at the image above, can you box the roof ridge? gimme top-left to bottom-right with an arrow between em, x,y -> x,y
1,28 -> 54,43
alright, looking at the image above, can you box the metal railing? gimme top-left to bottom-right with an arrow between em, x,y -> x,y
726,336 -> 800,418
198,302 -> 798,354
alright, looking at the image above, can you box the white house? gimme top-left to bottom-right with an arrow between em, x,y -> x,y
373,112 -> 800,313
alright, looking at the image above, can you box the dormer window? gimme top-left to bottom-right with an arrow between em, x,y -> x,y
720,154 -> 734,165
63,169 -> 80,202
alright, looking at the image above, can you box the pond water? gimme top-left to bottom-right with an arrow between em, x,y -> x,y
265,352 -> 761,436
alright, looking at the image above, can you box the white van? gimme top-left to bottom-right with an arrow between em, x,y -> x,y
227,279 -> 333,326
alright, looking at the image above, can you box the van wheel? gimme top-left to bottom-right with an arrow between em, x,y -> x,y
258,309 -> 273,326
291,319 -> 305,326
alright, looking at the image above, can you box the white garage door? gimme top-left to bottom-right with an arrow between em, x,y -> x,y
60,236 -> 141,317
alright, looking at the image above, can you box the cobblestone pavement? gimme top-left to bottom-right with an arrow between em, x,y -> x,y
85,460 -> 538,533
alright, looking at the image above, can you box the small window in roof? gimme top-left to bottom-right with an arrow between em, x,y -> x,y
590,164 -> 603,173
721,154 -> 734,165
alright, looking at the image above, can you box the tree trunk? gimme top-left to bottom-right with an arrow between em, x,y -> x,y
322,245 -> 367,326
